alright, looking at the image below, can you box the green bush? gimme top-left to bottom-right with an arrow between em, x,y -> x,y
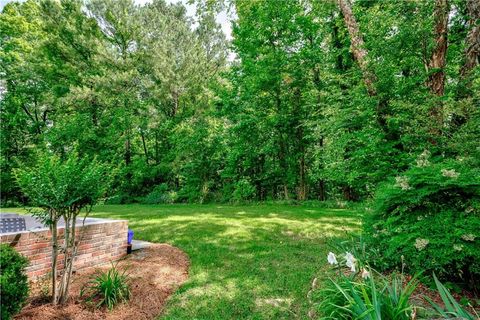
142,183 -> 178,204
232,178 -> 256,202
80,263 -> 130,310
364,158 -> 480,289
0,244 -> 29,320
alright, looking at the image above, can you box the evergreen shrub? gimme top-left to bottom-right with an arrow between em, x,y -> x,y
364,158 -> 480,289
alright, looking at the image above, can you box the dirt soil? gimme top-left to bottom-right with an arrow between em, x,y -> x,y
16,244 -> 189,320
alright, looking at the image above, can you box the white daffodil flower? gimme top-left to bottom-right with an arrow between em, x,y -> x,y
345,252 -> 356,272
361,268 -> 370,279
327,252 -> 338,265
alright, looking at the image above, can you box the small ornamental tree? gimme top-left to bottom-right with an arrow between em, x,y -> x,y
15,152 -> 110,305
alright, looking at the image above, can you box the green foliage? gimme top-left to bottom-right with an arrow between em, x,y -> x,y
314,270 -> 418,320
14,151 -> 112,304
232,178 -> 256,202
142,183 -> 178,204
364,158 -> 480,288
14,152 -> 110,219
1,0 -> 480,305
0,244 -> 29,320
425,274 -> 477,319
80,263 -> 131,310
2,0 -> 478,206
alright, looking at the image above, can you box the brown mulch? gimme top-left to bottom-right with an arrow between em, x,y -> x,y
16,244 -> 190,320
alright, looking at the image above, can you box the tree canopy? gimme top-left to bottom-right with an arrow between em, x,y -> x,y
1,0 -> 478,204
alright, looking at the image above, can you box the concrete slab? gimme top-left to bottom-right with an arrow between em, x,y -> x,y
131,239 -> 153,251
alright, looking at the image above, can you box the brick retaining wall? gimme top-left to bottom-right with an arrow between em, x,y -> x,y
0,219 -> 128,280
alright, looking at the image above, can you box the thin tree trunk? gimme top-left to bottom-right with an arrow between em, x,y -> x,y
154,131 -> 159,164
298,154 -> 306,201
318,180 -> 326,201
51,218 -> 59,305
317,136 -> 326,201
125,136 -> 131,166
60,213 -> 77,304
141,130 -> 149,164
58,211 -> 71,302
172,90 -> 179,117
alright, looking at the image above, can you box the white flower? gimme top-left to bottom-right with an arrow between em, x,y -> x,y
395,176 -> 411,190
361,268 -> 370,279
416,150 -> 431,167
453,244 -> 463,251
345,252 -> 356,272
414,238 -> 429,251
461,234 -> 475,241
465,207 -> 474,214
441,168 -> 459,179
327,252 -> 338,265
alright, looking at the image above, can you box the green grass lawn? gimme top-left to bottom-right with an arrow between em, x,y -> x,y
4,204 -> 361,319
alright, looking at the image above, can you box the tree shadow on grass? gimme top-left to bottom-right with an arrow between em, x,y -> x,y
90,204 -> 362,319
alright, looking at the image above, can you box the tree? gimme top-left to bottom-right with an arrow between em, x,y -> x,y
15,152 -> 109,304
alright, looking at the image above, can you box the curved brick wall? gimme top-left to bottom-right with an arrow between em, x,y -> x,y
0,219 -> 128,280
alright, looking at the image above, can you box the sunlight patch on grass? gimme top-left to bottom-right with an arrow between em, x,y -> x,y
51,203 -> 361,319
187,280 -> 239,299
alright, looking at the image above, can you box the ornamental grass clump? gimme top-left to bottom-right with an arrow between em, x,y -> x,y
80,263 -> 131,310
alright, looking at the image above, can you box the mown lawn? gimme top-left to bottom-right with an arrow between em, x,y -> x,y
5,204 -> 362,319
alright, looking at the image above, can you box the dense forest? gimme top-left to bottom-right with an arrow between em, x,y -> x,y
1,0 -> 479,205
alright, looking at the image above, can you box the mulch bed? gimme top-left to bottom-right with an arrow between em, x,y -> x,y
16,244 -> 189,320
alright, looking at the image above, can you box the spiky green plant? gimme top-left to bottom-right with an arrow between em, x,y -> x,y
317,268 -> 419,320
424,274 -> 477,320
80,263 -> 130,310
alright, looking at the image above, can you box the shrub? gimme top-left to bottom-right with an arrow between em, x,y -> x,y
0,244 -> 29,320
364,158 -> 480,289
143,183 -> 178,204
104,194 -> 125,205
232,178 -> 256,202
80,264 -> 131,310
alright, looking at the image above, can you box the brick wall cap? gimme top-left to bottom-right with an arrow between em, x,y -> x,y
1,216 -> 128,236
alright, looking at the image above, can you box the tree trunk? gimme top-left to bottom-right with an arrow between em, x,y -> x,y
317,136 -> 326,201
318,180 -> 326,201
154,131 -> 159,164
60,213 -> 78,304
337,0 -> 389,131
298,154 -> 306,201
460,0 -> 480,78
337,0 -> 377,97
172,90 -> 179,117
51,218 -> 59,305
125,136 -> 131,166
427,0 -> 450,129
141,130 -> 149,164
58,211 -> 71,303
